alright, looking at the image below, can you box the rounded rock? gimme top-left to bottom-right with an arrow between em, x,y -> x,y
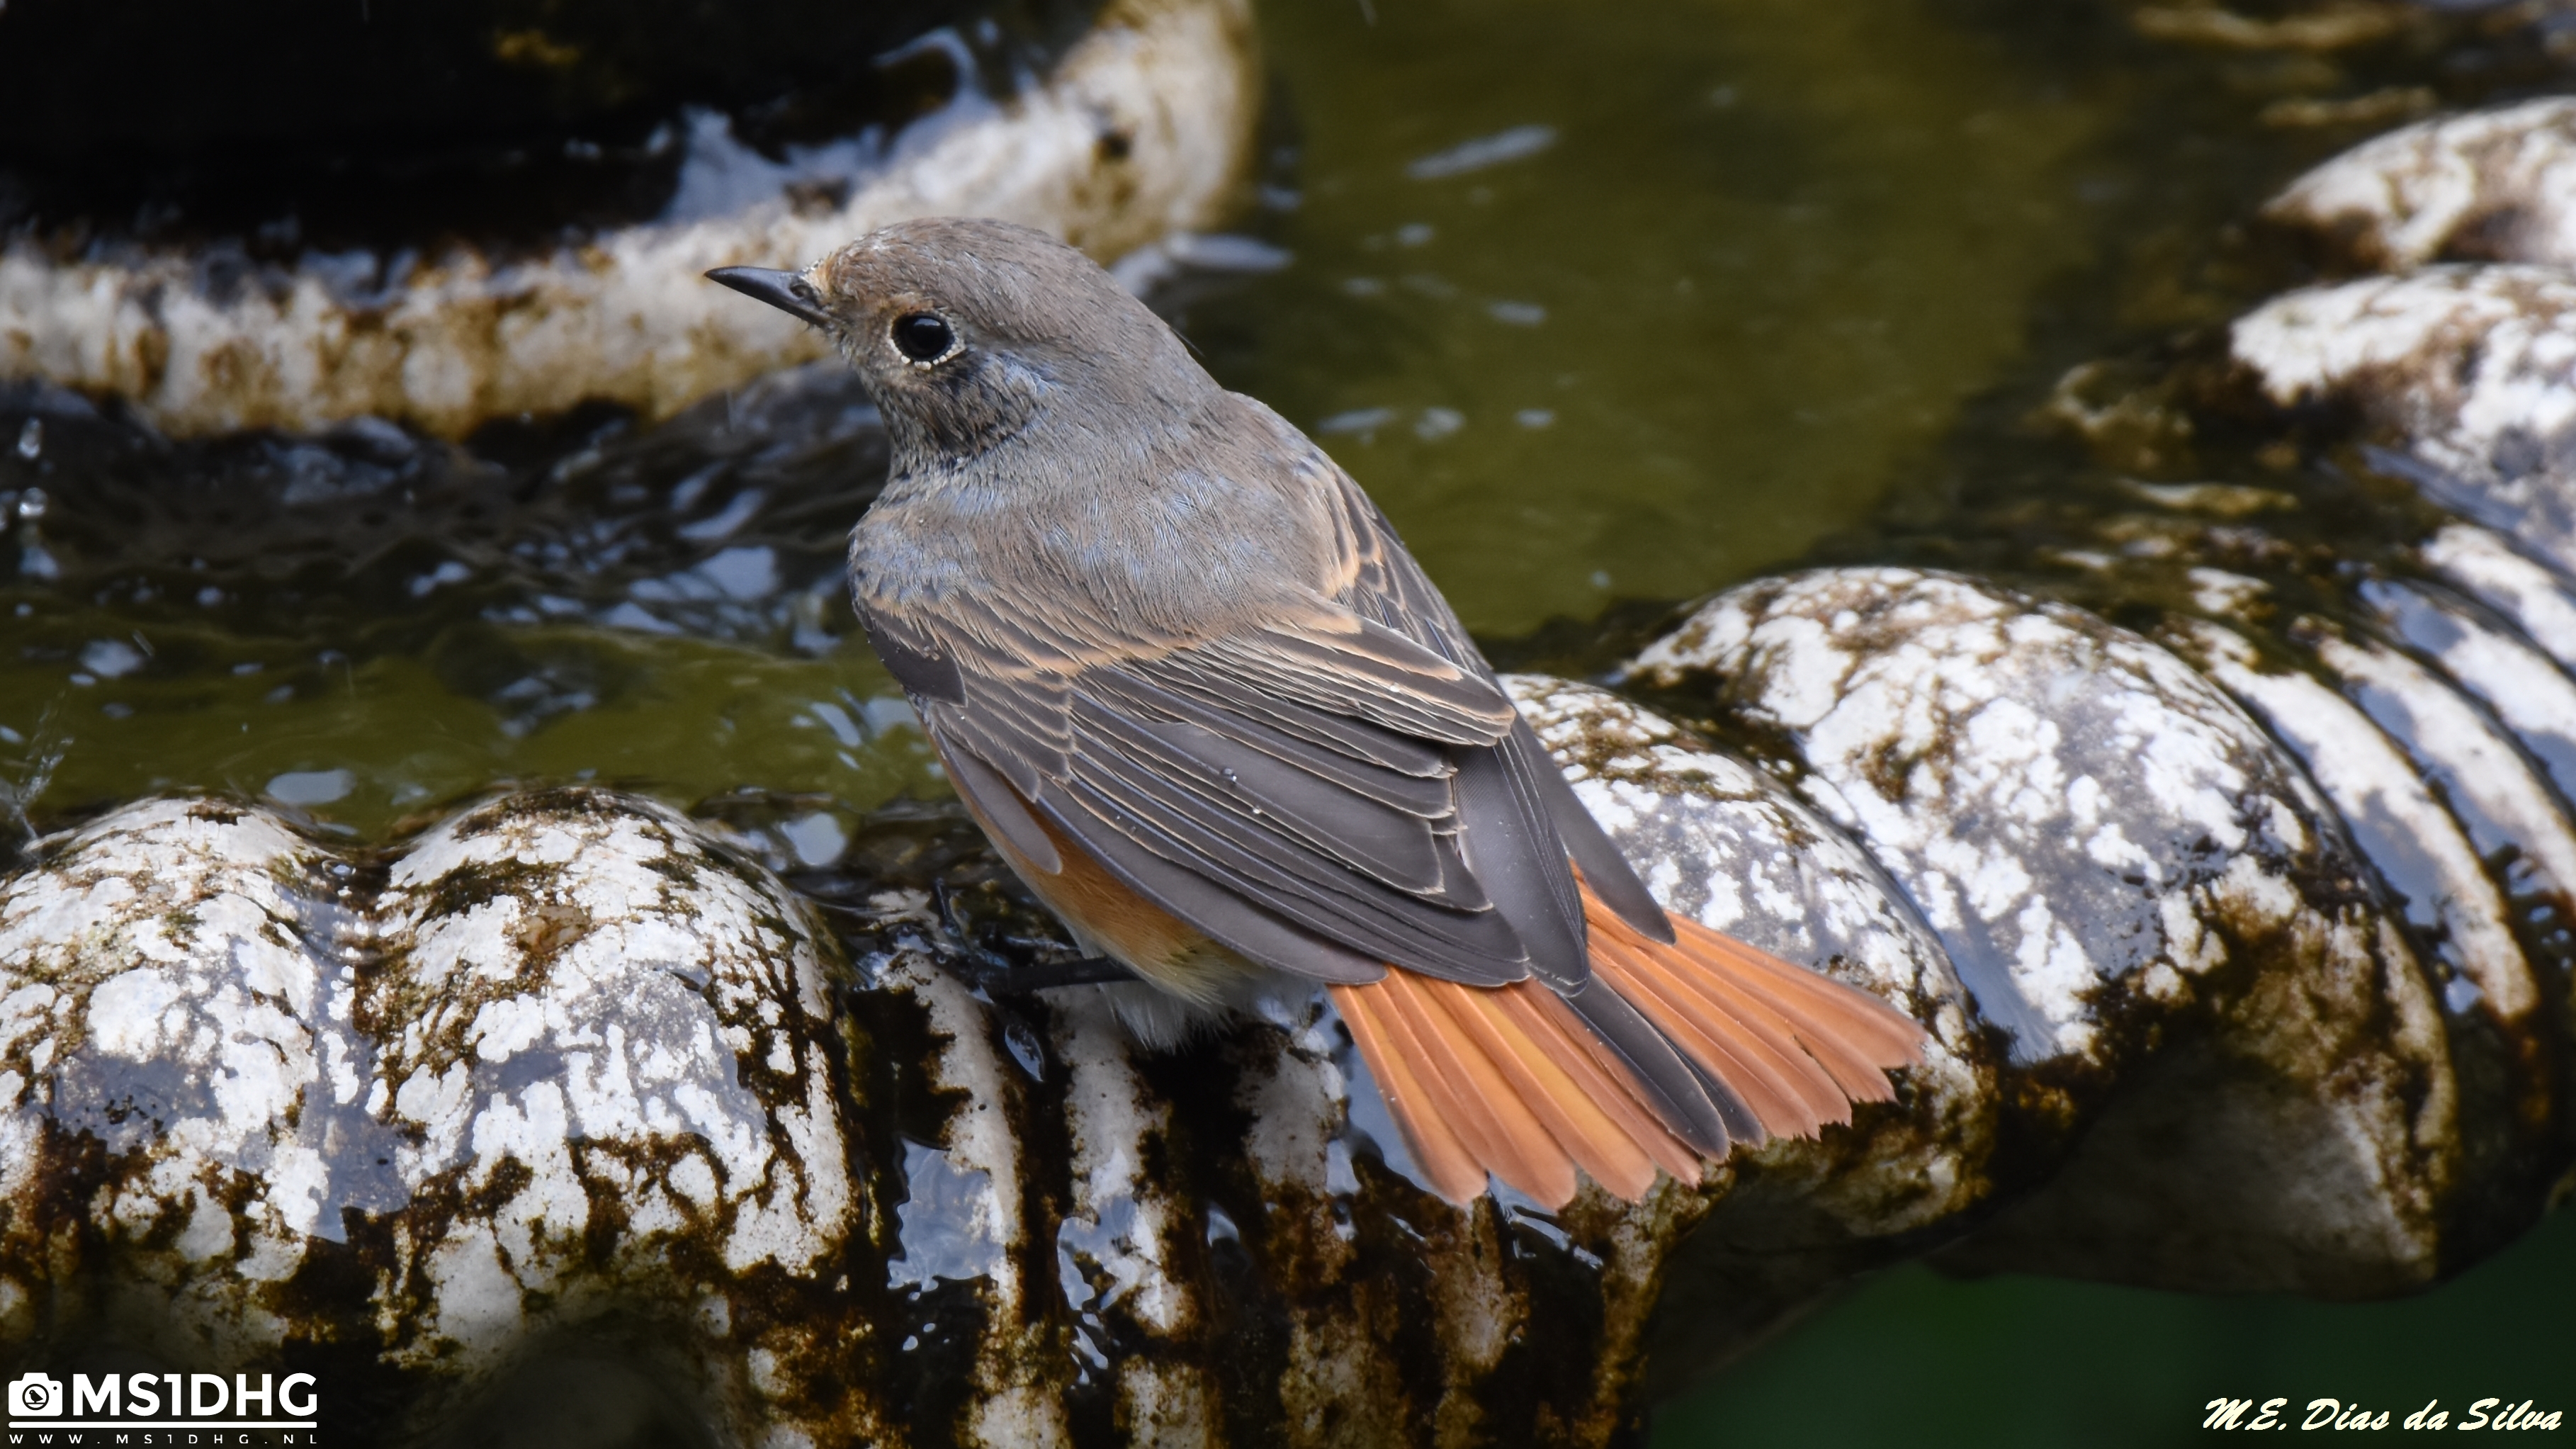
2418,521 -> 2576,675
2230,265 -> 2576,580
0,0 -> 1258,438
1503,674 -> 1992,1390
1629,568 -> 2331,1072
0,788 -> 891,1445
2264,97 -> 2576,271
0,799 -> 352,1357
355,788 -> 888,1445
1629,568 -> 2468,1295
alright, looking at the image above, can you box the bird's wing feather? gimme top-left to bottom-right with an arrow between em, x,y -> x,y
855,445 -> 1622,986
1318,467 -> 1679,945
1321,465 -> 1684,956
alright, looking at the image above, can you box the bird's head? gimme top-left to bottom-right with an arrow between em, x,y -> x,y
707,217 -> 1213,469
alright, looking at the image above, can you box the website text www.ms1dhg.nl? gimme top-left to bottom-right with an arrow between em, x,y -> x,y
9,1370 -> 320,1445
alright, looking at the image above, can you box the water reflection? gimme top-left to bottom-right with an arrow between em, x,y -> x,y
0,0 -> 2152,847
1176,0 -> 2107,635
0,363 -> 936,840
888,1138 -> 1006,1294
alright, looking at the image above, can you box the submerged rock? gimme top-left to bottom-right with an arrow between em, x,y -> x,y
0,0 -> 1258,437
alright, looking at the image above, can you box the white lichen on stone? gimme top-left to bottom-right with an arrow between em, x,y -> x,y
0,632 -> 2533,1427
0,0 -> 1257,438
1629,569 -> 2324,1066
16,787 -> 900,1443
1504,674 -> 1988,1236
869,950 -> 1070,1449
2264,97 -> 2576,270
2307,623 -> 2576,995
1052,994 -> 1185,1334
0,798 -> 365,1353
1508,675 -> 1952,1004
2233,267 -> 2576,577
361,790 -> 852,1375
2359,572 -> 2576,808
1234,1002 -> 1346,1205
1048,992 -> 1216,1433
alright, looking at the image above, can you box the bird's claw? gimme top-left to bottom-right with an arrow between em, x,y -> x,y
927,878 -> 1135,994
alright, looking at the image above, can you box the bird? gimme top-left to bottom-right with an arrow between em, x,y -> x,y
707,218 -> 1923,1210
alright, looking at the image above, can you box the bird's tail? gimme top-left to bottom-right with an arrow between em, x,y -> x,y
1328,882 -> 1926,1209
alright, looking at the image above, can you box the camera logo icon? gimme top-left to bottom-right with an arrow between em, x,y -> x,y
8,1372 -> 62,1418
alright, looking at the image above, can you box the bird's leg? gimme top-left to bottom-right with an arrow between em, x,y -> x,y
928,878 -> 1136,993
925,877 -> 1020,982
990,954 -> 1139,991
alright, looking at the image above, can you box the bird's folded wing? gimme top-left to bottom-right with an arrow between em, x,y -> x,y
855,437 -> 1666,991
864,576 -> 1545,986
1314,460 -> 1676,949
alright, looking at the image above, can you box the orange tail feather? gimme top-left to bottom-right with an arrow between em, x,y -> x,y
1329,882 -> 1924,1210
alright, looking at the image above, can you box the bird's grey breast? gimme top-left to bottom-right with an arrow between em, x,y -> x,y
850,393 -> 1341,640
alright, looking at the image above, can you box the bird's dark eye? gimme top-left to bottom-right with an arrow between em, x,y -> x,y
891,312 -> 957,364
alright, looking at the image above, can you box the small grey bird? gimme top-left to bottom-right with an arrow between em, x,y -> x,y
708,218 -> 1921,1209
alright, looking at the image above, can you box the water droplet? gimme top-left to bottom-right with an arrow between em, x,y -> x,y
12,419 -> 39,461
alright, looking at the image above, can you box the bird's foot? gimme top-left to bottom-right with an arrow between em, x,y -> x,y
928,878 -> 1136,995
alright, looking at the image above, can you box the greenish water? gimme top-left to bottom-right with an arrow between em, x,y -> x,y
1193,0 -> 2102,635
1654,1206 -> 2576,1448
1,0 -> 2570,1437
0,0 -> 2138,840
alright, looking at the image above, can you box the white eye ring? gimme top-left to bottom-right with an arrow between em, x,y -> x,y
890,312 -> 961,368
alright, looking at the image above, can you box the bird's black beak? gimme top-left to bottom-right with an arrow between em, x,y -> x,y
706,265 -> 834,329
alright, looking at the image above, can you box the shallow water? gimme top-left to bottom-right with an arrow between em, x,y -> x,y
1189,0 -> 2105,635
2,0 -> 2570,1438
0,0 -> 2305,850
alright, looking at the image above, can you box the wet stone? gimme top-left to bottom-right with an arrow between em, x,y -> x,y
2359,561 -> 2576,809
2265,97 -> 2576,271
1627,568 -> 2478,1295
2230,264 -> 2576,579
1629,568 -> 2332,1073
2418,521 -> 2576,675
6,637 -> 2561,1431
1501,675 -> 1995,1394
2154,615 -> 2570,1261
2288,614 -> 2576,988
0,799 -> 356,1355
2176,620 -> 2538,1025
836,676 -> 1988,1442
0,709 -> 1992,1442
0,0 -> 1260,437
0,788 -> 898,1445
361,791 -> 859,1364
